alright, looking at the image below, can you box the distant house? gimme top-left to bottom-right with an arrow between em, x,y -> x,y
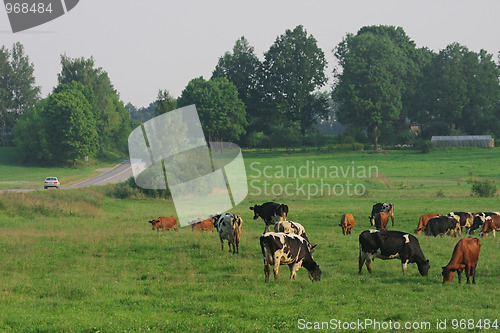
431,135 -> 494,148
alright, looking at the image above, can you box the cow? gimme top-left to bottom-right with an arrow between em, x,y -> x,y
358,230 -> 430,276
442,237 -> 481,284
260,232 -> 321,282
148,216 -> 178,232
339,213 -> 355,235
415,213 -> 442,236
191,217 -> 215,232
424,215 -> 461,237
369,203 -> 394,226
250,202 -> 288,233
468,212 -> 499,235
216,213 -> 243,254
274,221 -> 315,254
480,215 -> 500,238
447,212 -> 474,233
374,212 -> 388,231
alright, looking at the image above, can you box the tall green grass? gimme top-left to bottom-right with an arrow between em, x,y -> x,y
0,148 -> 499,332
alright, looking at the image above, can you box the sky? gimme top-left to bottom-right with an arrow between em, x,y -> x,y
1,0 -> 499,108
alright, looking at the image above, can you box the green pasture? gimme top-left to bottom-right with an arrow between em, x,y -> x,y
0,148 -> 499,332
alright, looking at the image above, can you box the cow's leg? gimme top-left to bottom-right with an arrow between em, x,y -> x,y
391,216 -> 394,227
358,251 -> 366,274
264,263 -> 270,282
273,254 -> 281,281
220,236 -> 224,251
401,259 -> 409,276
465,265 -> 471,284
457,270 -> 462,284
471,265 -> 476,284
493,229 -> 496,238
289,263 -> 301,280
365,257 -> 373,274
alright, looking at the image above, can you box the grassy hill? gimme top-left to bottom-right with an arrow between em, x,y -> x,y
0,148 -> 499,332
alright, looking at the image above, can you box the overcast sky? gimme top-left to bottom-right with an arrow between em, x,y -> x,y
1,0 -> 499,108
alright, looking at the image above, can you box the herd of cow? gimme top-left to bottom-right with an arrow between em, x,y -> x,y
147,201 -> 498,285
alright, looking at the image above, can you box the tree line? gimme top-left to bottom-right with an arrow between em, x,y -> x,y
1,25 -> 499,165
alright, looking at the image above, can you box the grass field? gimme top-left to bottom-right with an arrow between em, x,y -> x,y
0,148 -> 499,332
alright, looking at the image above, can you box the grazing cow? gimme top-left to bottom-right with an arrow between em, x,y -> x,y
374,212 -> 388,231
191,217 -> 215,232
447,212 -> 474,233
480,215 -> 500,238
260,232 -> 321,282
216,213 -> 243,254
415,213 -> 442,236
358,230 -> 430,276
339,213 -> 355,235
424,215 -> 461,237
369,203 -> 394,226
148,216 -> 178,232
250,202 -> 288,233
442,237 -> 481,284
274,221 -> 315,254
468,212 -> 499,235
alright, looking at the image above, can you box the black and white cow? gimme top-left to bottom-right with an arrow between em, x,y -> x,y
250,202 -> 288,233
274,221 -> 314,254
358,230 -> 430,276
468,212 -> 499,235
369,203 -> 394,226
447,212 -> 474,233
260,232 -> 321,282
424,215 -> 461,237
215,213 -> 243,254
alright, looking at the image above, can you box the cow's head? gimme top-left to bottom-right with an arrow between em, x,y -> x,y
249,205 -> 260,220
418,259 -> 430,276
308,264 -> 322,282
441,266 -> 455,282
148,219 -> 160,230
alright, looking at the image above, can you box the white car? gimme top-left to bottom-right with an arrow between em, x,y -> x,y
44,177 -> 60,189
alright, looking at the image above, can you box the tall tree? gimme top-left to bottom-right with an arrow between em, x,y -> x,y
414,44 -> 500,135
58,55 -> 131,151
333,31 -> 407,150
177,77 -> 247,143
262,25 -> 328,135
212,37 -> 263,137
44,81 -> 99,163
0,42 -> 40,145
154,89 -> 177,116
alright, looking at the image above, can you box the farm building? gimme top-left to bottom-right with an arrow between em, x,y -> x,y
431,135 -> 494,148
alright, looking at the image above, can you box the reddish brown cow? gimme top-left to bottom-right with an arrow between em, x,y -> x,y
374,212 -> 388,230
339,213 -> 355,235
442,237 -> 481,284
415,213 -> 442,236
480,215 -> 500,237
191,218 -> 215,232
148,216 -> 177,232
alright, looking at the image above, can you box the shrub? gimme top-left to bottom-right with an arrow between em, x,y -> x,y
471,179 -> 497,197
418,139 -> 434,154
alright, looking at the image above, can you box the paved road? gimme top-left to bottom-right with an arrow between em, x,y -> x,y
1,160 -> 132,193
65,160 -> 132,189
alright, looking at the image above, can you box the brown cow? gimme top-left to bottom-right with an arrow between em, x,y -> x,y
480,215 -> 500,237
148,216 -> 178,232
339,213 -> 355,235
415,213 -> 442,236
374,212 -> 388,230
191,218 -> 215,232
442,237 -> 481,284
